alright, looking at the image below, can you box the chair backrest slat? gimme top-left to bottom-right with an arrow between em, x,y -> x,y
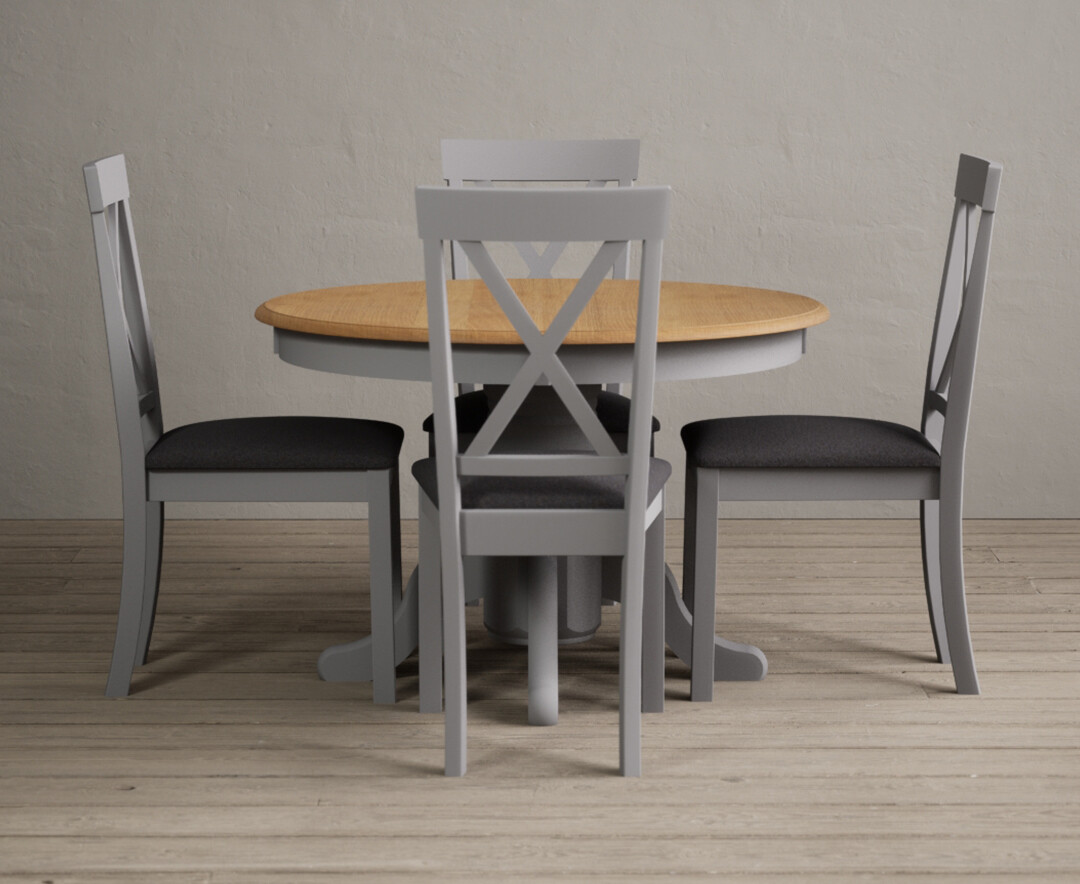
417,185 -> 670,499
921,154 -> 1001,466
84,155 -> 164,468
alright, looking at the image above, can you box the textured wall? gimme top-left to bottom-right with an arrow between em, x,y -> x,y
1,0 -> 1077,518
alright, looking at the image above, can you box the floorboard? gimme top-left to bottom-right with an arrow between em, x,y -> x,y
1,518 -> 1077,881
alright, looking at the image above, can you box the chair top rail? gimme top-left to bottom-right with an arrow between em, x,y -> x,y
416,186 -> 671,244
84,154 -> 130,213
955,154 -> 1002,211
442,138 -> 639,184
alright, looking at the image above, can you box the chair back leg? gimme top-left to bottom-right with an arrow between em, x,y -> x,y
417,493 -> 445,714
939,493 -> 980,694
618,545 -> 645,777
919,500 -> 951,665
106,497 -> 161,697
134,500 -> 164,668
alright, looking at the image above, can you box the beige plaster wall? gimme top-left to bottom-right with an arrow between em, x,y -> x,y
1,0 -> 1076,519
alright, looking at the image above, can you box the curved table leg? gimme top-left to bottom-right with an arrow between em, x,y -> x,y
664,565 -> 767,681
318,566 -> 420,682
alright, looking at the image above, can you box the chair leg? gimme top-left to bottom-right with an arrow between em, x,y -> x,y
134,500 -> 164,667
439,515 -> 469,777
641,509 -> 666,713
106,496 -> 156,697
685,465 -> 720,702
920,499 -> 951,665
368,468 -> 401,705
417,494 -> 443,714
939,490 -> 980,694
619,541 -> 645,778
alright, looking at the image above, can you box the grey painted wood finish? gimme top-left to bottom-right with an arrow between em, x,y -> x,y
415,185 -> 671,776
680,154 -> 1002,699
442,138 -> 639,400
441,138 -> 639,284
83,155 -> 405,702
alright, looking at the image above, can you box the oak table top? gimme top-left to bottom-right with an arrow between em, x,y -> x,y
255,279 -> 829,345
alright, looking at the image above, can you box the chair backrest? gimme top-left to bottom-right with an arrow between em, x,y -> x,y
921,154 -> 1002,473
441,139 -> 640,281
416,185 -> 670,512
84,154 -> 164,476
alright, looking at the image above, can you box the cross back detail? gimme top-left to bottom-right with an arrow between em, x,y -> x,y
416,185 -> 671,486
459,237 -> 628,471
921,154 -> 1001,448
104,201 -> 156,407
85,155 -> 162,432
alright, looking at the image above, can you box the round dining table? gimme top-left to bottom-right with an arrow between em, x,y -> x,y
256,279 -> 829,702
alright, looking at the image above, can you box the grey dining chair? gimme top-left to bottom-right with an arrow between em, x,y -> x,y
425,138 -> 658,448
680,154 -> 1001,699
414,184 -> 672,776
84,154 -> 405,701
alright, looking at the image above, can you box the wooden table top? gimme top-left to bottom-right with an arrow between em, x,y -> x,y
255,279 -> 829,346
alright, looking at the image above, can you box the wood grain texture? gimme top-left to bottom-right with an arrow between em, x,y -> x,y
254,279 -> 830,344
0,519 -> 1077,881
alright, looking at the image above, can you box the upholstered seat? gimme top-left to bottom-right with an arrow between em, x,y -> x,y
147,416 -> 403,472
422,389 -> 660,437
682,415 -> 941,470
412,456 -> 670,509
596,389 -> 662,434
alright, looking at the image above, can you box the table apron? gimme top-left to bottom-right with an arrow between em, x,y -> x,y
272,328 -> 807,384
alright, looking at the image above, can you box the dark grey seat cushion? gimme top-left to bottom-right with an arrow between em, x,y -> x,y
412,457 -> 671,509
421,390 -> 492,434
146,416 -> 404,472
421,389 -> 660,435
595,390 -> 662,433
681,415 -> 941,470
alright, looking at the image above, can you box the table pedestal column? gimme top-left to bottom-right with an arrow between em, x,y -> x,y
481,556 -> 603,646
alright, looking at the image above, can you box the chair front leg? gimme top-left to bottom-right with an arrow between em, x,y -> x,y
417,493 -> 444,714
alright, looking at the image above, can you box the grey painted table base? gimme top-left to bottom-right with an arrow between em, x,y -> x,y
316,563 -> 767,684
275,325 -> 802,709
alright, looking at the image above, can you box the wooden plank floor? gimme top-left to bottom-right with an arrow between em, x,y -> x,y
1,518 -> 1078,882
